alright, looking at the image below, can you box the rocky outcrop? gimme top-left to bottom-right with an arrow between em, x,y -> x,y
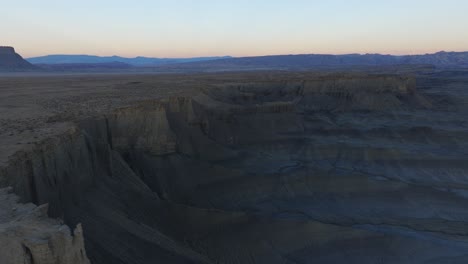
1,73 -> 468,263
203,75 -> 423,112
0,188 -> 89,264
0,46 -> 36,71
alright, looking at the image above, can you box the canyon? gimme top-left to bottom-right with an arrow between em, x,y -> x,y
0,70 -> 468,263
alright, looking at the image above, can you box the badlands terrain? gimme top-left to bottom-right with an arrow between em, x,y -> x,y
0,69 -> 468,264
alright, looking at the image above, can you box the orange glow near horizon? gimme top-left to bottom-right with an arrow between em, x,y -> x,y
15,45 -> 468,59
2,1 -> 468,59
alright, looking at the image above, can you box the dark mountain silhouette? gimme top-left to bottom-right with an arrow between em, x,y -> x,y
0,46 -> 36,71
27,54 -> 232,66
164,51 -> 468,71
36,61 -> 133,71
4,47 -> 468,73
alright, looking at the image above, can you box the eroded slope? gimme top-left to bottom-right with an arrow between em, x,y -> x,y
1,72 -> 468,263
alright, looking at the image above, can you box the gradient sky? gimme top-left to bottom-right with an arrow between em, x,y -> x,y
2,0 -> 468,58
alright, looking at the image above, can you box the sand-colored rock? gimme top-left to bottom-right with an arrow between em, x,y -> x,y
0,188 -> 89,264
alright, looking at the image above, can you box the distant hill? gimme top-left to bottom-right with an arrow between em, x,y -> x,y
164,51 -> 468,71
36,61 -> 133,71
0,46 -> 36,71
5,47 -> 468,73
27,54 -> 232,66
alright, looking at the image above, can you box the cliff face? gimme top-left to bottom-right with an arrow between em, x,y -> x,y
0,46 -> 35,71
0,188 -> 90,264
1,73 -> 468,263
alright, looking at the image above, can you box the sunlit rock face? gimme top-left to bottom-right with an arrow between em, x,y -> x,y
2,74 -> 468,264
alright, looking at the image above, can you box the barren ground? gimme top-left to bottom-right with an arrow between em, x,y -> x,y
1,70 -> 468,264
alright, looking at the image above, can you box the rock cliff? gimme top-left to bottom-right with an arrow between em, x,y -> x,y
0,188 -> 90,264
1,72 -> 468,263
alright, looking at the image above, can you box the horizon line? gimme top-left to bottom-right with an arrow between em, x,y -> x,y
23,50 -> 468,60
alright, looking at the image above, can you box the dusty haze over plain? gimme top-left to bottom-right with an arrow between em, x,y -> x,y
2,0 -> 468,58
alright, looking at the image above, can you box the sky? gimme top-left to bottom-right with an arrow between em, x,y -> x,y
1,0 -> 468,58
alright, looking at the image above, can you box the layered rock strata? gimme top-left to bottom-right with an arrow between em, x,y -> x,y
1,74 -> 468,263
0,188 -> 89,264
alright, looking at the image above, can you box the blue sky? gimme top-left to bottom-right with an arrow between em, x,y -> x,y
1,0 -> 468,57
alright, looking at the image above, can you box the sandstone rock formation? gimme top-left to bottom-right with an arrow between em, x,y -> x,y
0,188 -> 89,264
0,46 -> 36,71
0,71 -> 468,263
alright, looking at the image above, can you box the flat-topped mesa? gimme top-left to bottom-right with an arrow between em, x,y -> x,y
0,46 -> 16,54
202,74 -> 428,112
299,74 -> 429,111
0,46 -> 36,70
303,74 -> 416,94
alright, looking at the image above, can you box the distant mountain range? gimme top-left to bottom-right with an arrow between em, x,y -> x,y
2,46 -> 468,72
29,51 -> 468,69
27,55 -> 232,66
165,51 -> 468,70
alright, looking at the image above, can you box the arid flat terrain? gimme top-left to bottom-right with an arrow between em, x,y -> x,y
1,69 -> 468,264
